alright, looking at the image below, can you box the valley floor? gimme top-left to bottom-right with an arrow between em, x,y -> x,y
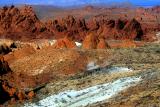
17,43 -> 160,107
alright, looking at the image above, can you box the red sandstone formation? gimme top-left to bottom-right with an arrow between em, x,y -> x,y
46,15 -> 88,41
82,33 -> 98,49
97,37 -> 110,49
46,15 -> 145,41
44,5 -> 160,42
0,56 -> 35,104
53,36 -> 77,49
0,5 -> 53,40
98,18 -> 144,40
27,91 -> 35,99
0,79 -> 34,104
87,18 -> 99,31
0,57 -> 16,104
135,7 -> 159,40
82,33 -> 110,49
0,5 -> 158,42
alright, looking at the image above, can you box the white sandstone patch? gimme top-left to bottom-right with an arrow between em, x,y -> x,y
75,42 -> 82,47
24,76 -> 142,107
49,40 -> 57,46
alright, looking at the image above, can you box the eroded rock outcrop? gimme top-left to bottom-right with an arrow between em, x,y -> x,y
82,33 -> 110,49
0,5 -> 53,40
82,33 -> 98,49
53,36 -> 77,49
46,15 -> 145,41
99,18 -> 144,40
46,15 -> 88,41
0,5 -> 155,42
123,19 -> 143,40
0,5 -> 158,42
0,56 -> 35,104
87,18 -> 100,31
97,37 -> 110,49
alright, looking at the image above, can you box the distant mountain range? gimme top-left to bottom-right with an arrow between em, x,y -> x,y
0,0 -> 159,7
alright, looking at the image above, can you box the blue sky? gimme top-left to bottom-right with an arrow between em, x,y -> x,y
0,0 -> 160,7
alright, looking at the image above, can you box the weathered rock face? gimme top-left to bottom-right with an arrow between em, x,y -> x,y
123,19 -> 143,40
53,36 -> 77,49
82,33 -> 110,49
46,15 -> 88,41
134,7 -> 160,41
97,38 -> 110,49
0,5 -> 157,42
0,5 -> 53,40
99,19 -> 143,40
87,18 -> 99,31
0,79 -> 34,104
46,15 -> 144,41
0,5 -> 37,32
82,33 -> 98,49
0,56 -> 35,104
43,6 -> 159,42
